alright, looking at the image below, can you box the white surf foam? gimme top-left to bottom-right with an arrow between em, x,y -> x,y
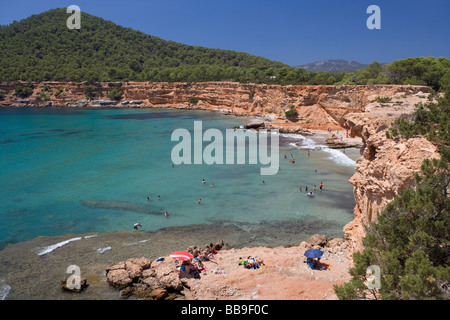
37,237 -> 82,256
321,147 -> 356,167
95,246 -> 112,253
125,239 -> 150,246
283,134 -> 356,167
0,284 -> 11,300
37,235 -> 98,256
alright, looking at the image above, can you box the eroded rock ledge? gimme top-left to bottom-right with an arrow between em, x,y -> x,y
0,81 -> 430,131
105,235 -> 351,300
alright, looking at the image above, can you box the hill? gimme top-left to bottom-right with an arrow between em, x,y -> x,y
0,9 -> 448,90
0,8 -> 291,83
295,59 -> 368,73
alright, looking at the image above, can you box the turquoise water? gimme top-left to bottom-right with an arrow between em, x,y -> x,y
0,107 -> 356,250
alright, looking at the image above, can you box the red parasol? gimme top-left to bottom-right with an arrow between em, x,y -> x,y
169,251 -> 193,261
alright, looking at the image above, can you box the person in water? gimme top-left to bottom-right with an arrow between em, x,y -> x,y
202,179 -> 206,184
146,197 -> 149,201
305,186 -> 308,192
198,198 -> 202,204
158,195 -> 161,200
133,223 -> 142,231
164,211 -> 169,217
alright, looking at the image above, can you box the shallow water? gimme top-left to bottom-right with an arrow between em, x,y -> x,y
0,107 -> 359,299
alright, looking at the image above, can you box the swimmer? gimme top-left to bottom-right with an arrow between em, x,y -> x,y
299,186 -> 302,192
284,154 -> 287,159
202,179 -> 206,184
211,183 -> 215,187
146,197 -> 149,201
133,223 -> 142,231
164,211 -> 169,217
313,185 -> 316,191
158,195 -> 161,200
262,180 -> 265,185
305,186 -> 308,192
198,198 -> 202,204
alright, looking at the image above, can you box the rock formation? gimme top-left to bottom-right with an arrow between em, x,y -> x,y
343,91 -> 441,254
105,257 -> 185,300
0,82 -> 430,131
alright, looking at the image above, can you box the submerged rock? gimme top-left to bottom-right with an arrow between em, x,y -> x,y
61,277 -> 88,293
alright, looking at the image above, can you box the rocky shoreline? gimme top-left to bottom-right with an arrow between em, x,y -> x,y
82,234 -> 351,300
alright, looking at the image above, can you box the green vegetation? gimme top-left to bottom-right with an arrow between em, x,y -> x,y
189,97 -> 199,105
335,58 -> 450,91
376,96 -> 392,103
0,9 -> 448,90
387,90 -> 450,160
107,88 -> 123,101
0,9 -> 289,84
13,83 -> 34,98
285,105 -> 298,119
335,90 -> 450,300
83,84 -> 97,100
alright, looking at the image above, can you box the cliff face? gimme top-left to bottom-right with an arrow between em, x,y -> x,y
0,81 -> 430,131
343,91 -> 440,253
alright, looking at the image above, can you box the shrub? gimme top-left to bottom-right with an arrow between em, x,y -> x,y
285,105 -> 298,119
376,96 -> 392,103
107,88 -> 123,101
14,84 -> 34,98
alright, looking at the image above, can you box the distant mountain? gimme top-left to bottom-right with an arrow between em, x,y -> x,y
295,59 -> 368,73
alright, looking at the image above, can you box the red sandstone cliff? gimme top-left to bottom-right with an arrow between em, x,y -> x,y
343,91 -> 440,254
0,81 -> 430,131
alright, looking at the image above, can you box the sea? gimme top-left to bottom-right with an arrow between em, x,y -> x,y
0,107 -> 359,299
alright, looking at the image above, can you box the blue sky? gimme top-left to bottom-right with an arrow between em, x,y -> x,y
0,0 -> 449,66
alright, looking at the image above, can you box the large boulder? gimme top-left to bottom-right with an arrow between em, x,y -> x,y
106,257 -> 152,290
105,257 -> 184,299
305,234 -> 328,247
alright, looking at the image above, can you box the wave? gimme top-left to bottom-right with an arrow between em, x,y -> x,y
0,284 -> 11,300
95,246 -> 112,253
282,134 -> 355,167
37,235 -> 97,256
125,239 -> 150,246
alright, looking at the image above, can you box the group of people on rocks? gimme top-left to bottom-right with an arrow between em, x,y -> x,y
178,242 -> 224,278
238,256 -> 264,269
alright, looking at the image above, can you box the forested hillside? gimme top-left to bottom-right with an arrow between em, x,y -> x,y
0,9 -> 449,90
0,9 -> 291,83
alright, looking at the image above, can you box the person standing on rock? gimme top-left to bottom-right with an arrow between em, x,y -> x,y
133,223 -> 142,231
